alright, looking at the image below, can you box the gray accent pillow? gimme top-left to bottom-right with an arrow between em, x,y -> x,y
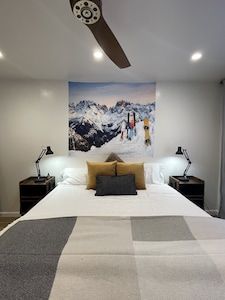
105,152 -> 124,162
95,175 -> 137,196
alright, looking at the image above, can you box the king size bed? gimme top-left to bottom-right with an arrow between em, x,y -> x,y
1,165 -> 225,300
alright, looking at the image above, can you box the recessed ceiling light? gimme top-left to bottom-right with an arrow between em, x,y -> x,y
0,51 -> 4,59
93,49 -> 103,61
191,52 -> 202,62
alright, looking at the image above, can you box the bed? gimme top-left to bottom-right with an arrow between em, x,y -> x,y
1,182 -> 225,299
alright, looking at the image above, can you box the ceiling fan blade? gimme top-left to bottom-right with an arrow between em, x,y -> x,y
87,16 -> 131,69
70,0 -> 131,69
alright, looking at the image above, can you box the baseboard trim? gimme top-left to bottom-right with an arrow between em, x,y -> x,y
0,212 -> 21,217
205,209 -> 219,217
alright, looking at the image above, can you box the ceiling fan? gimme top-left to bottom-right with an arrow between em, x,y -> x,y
69,0 -> 131,69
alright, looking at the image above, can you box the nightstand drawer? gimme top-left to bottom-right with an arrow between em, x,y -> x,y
190,199 -> 204,209
20,201 -> 40,215
20,196 -> 43,202
20,185 -> 48,197
169,176 -> 205,210
179,184 -> 204,196
19,176 -> 55,215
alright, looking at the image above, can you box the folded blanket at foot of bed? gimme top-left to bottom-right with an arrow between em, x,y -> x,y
1,216 -> 225,300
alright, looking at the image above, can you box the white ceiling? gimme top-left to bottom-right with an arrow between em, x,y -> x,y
0,0 -> 225,82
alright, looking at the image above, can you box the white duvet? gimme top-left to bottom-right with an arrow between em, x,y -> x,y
21,184 -> 209,221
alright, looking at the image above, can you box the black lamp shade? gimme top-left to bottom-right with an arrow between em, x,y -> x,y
176,146 -> 183,155
46,146 -> 54,155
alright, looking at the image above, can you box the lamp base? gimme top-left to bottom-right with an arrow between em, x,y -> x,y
34,177 -> 47,183
177,176 -> 189,182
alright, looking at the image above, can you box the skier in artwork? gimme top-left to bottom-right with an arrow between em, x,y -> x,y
144,118 -> 151,146
120,119 -> 127,140
127,112 -> 136,140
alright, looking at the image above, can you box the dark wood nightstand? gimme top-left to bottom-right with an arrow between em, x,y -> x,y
169,176 -> 204,209
19,176 -> 55,215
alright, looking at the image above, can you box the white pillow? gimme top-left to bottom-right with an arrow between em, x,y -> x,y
60,168 -> 87,185
144,163 -> 164,184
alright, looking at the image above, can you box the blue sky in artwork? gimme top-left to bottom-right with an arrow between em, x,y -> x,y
69,82 -> 156,106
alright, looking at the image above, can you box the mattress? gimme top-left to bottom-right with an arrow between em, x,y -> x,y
3,184 -> 225,300
20,183 -> 209,221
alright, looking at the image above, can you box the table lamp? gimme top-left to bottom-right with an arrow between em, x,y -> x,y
35,146 -> 54,182
175,146 -> 192,182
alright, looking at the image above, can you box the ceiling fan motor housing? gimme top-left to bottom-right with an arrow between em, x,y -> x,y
73,0 -> 101,25
70,0 -> 131,69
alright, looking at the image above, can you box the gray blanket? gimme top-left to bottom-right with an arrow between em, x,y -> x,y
1,216 -> 225,299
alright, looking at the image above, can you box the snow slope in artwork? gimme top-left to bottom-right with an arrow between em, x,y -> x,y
69,83 -> 156,156
90,121 -> 154,155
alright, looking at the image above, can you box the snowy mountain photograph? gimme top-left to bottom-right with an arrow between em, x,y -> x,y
68,82 -> 156,156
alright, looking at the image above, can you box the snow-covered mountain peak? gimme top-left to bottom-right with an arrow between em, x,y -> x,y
72,100 -> 108,114
69,99 -> 155,152
115,100 -> 131,107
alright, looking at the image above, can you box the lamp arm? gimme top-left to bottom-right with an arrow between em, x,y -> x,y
36,162 -> 41,179
183,149 -> 192,177
183,163 -> 191,177
183,149 -> 191,163
35,149 -> 47,179
35,149 -> 46,163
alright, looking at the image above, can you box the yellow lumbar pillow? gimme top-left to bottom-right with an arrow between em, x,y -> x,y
116,162 -> 146,190
87,161 -> 117,189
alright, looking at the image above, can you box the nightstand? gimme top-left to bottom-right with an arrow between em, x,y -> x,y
169,176 -> 204,209
19,176 -> 55,215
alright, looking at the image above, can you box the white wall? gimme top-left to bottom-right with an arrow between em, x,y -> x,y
0,80 -> 68,214
155,82 -> 222,213
0,80 -> 222,214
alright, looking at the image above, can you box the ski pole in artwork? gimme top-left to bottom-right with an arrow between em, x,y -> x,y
127,112 -> 136,140
144,118 -> 151,146
120,119 -> 127,140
